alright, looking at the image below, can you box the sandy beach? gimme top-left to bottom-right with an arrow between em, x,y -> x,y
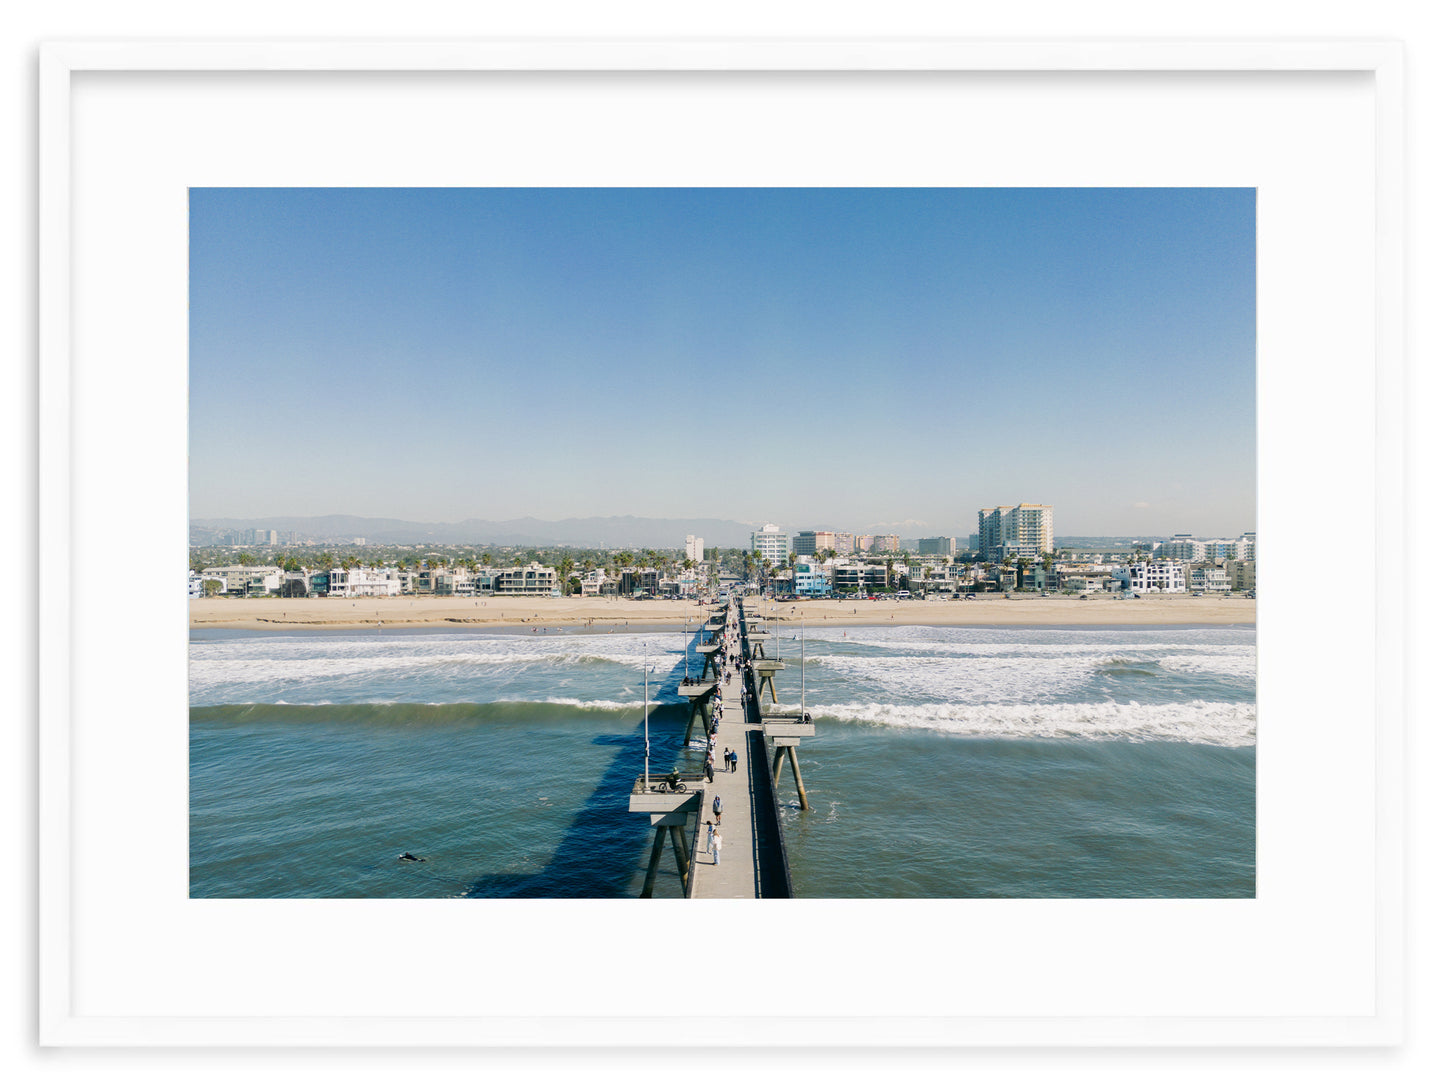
190,593 -> 1255,630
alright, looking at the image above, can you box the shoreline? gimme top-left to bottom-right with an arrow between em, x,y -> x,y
190,594 -> 1256,631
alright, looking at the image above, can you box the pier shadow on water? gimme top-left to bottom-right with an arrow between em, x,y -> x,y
462,646 -> 698,898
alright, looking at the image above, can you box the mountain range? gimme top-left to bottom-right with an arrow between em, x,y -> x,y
190,514 -> 768,549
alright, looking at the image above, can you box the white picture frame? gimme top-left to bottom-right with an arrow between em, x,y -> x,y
38,39 -> 1404,1047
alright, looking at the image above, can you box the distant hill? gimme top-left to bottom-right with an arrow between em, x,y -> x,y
190,514 -> 762,549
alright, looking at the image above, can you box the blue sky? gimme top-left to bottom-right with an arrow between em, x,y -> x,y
189,188 -> 1255,538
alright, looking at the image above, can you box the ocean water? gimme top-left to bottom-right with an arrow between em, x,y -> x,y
190,622 -> 1255,898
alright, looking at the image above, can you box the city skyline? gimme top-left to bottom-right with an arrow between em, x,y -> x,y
190,187 -> 1256,536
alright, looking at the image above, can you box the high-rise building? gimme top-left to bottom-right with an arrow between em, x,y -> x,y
792,530 -> 842,557
684,534 -> 705,564
751,524 -> 789,565
978,504 -> 1054,562
917,536 -> 956,557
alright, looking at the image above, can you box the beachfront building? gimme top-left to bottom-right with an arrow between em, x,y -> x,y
494,563 -> 560,596
793,559 -> 830,596
905,561 -> 957,596
831,561 -> 889,594
620,568 -> 661,597
328,566 -> 403,597
578,569 -> 613,596
978,504 -> 1054,563
751,524 -> 789,565
201,564 -> 284,597
659,573 -> 701,597
917,536 -> 956,557
868,534 -> 900,554
1120,561 -> 1186,594
434,569 -> 496,596
1237,533 -> 1256,562
1190,566 -> 1230,593
685,534 -> 705,564
188,573 -> 205,598
1227,560 -> 1257,594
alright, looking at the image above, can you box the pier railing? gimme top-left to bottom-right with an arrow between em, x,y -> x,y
747,728 -> 794,898
631,772 -> 707,796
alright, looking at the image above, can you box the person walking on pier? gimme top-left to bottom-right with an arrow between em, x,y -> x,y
712,792 -> 723,823
711,824 -> 723,865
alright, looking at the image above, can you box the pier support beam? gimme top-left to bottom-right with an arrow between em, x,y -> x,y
669,825 -> 691,892
640,825 -> 668,898
683,696 -> 704,746
770,737 -> 810,811
786,745 -> 809,811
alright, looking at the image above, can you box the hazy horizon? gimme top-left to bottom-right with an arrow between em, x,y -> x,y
190,188 -> 1256,536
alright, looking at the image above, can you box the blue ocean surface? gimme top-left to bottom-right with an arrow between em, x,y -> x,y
190,623 -> 1255,898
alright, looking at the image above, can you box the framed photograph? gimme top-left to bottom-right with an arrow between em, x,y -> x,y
38,40 -> 1403,1046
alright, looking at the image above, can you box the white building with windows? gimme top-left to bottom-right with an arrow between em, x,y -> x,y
751,523 -> 789,565
328,567 -> 403,597
1158,535 -> 1205,561
978,504 -> 1053,562
1121,561 -> 1186,593
685,534 -> 705,564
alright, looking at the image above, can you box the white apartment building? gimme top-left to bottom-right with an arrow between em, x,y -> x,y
751,524 -> 789,565
1157,535 -> 1204,561
1122,561 -> 1186,593
978,504 -> 1053,562
684,534 -> 705,564
328,566 -> 403,597
1202,540 -> 1240,562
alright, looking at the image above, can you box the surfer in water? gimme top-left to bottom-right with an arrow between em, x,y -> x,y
398,852 -> 425,862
